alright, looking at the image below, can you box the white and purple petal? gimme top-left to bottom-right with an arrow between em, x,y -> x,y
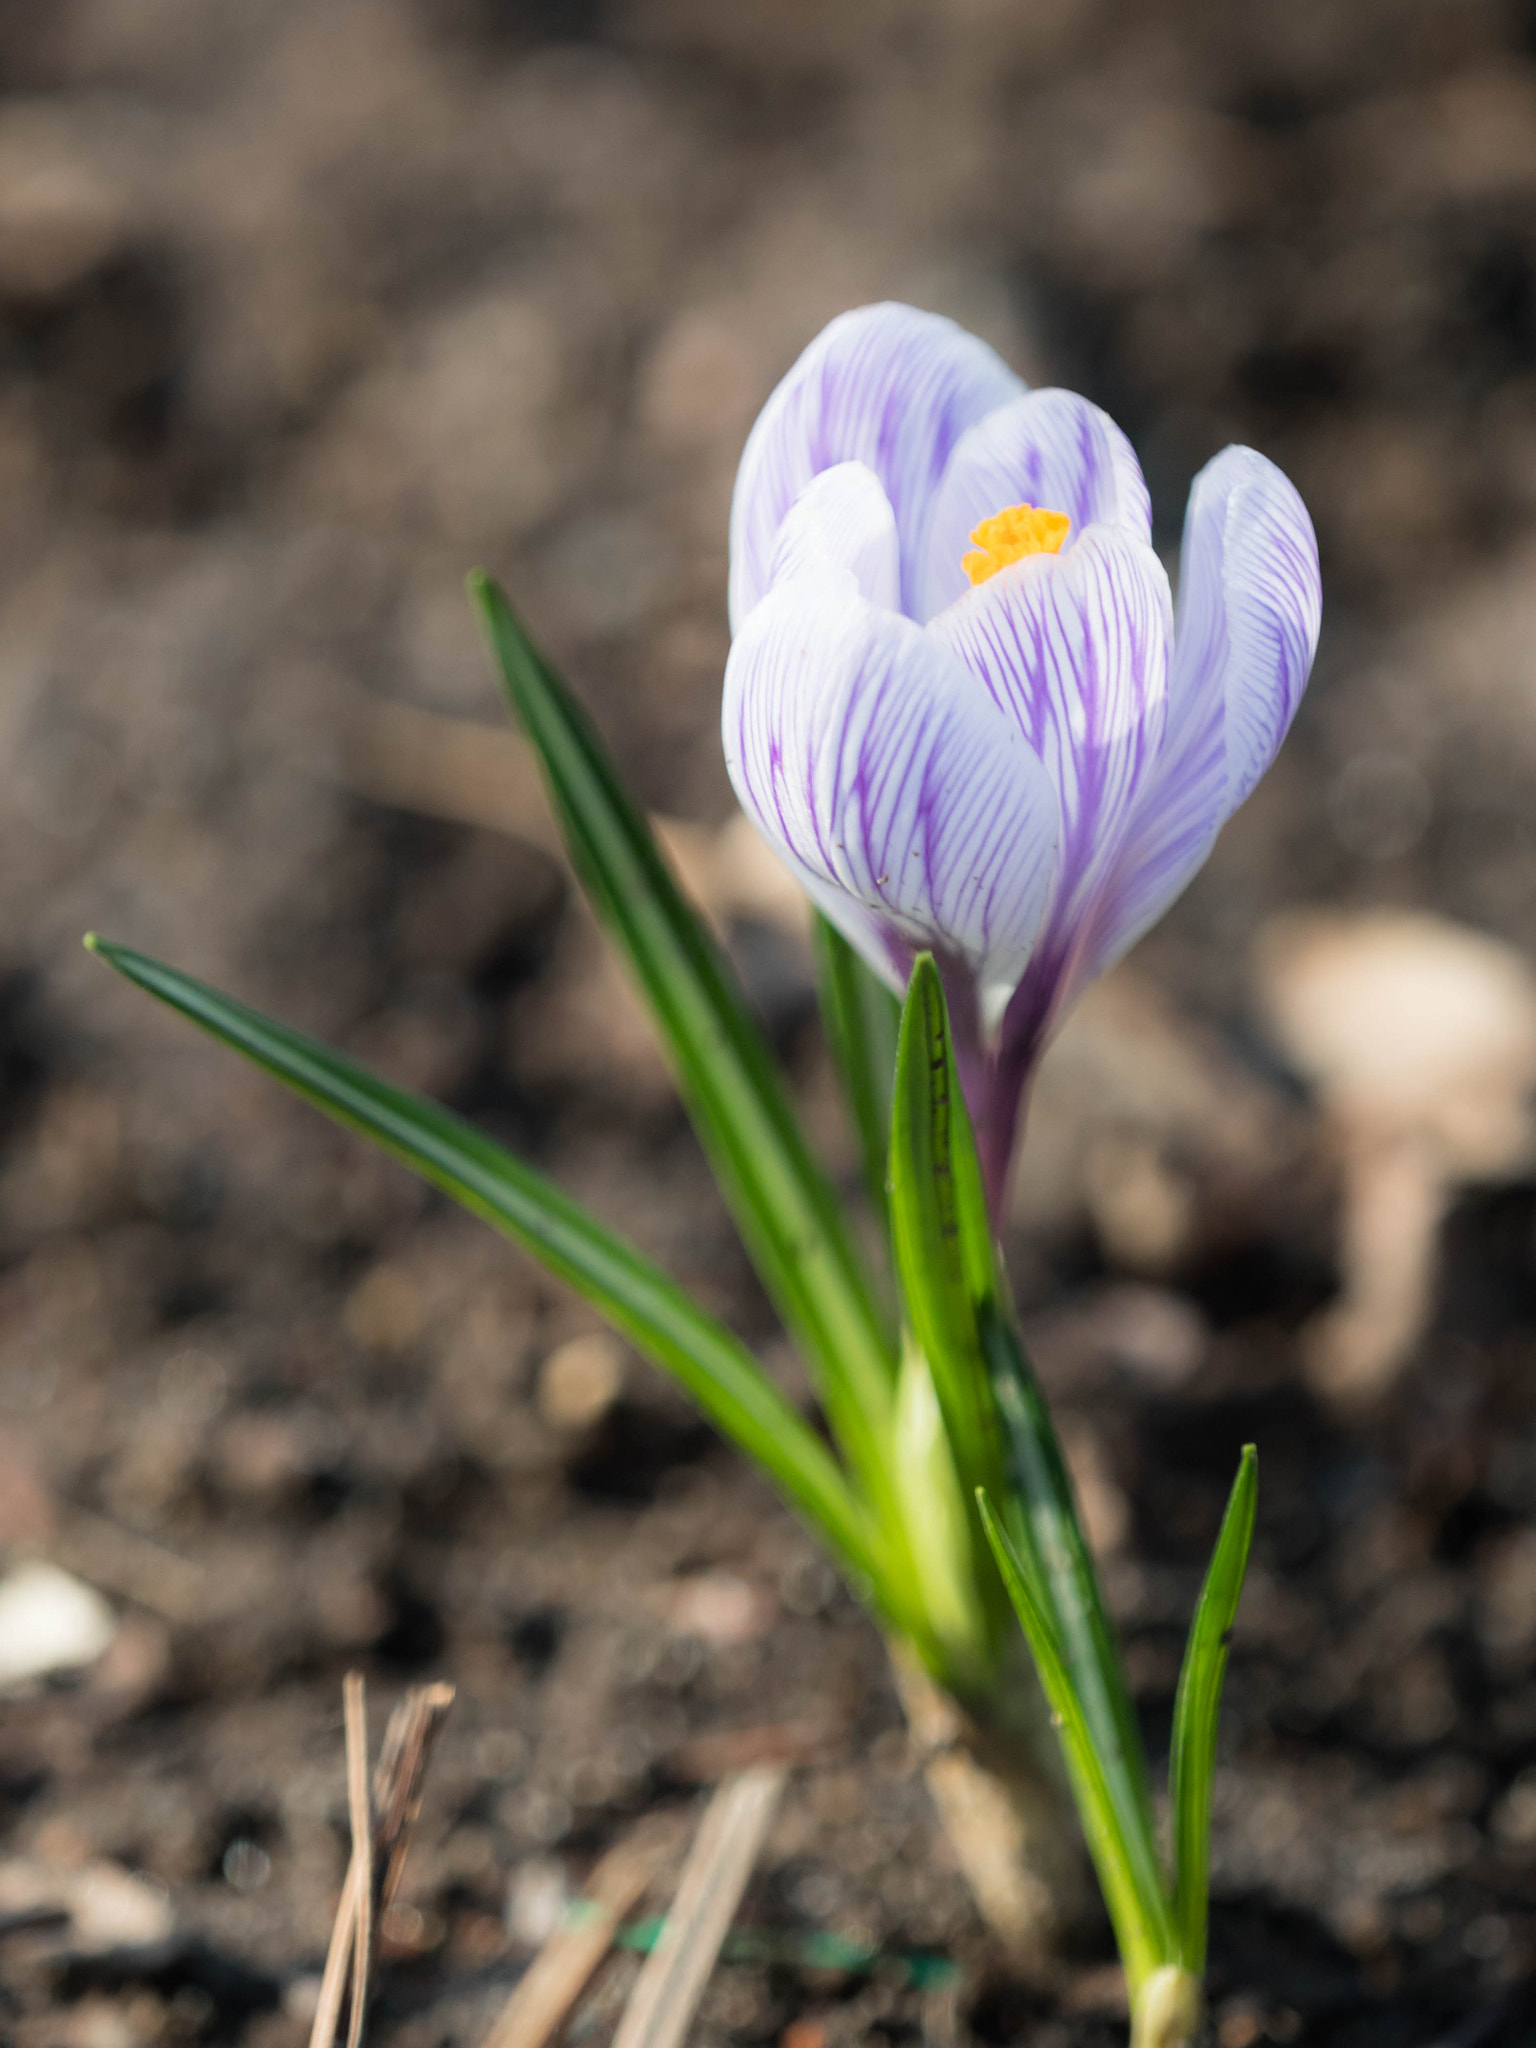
1078,445 -> 1321,980
722,558 -> 1061,1011
918,389 -> 1152,621
930,524 -> 1172,951
728,303 -> 1024,630
1199,445 -> 1321,811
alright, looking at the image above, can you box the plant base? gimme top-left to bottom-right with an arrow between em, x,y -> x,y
891,1649 -> 1095,1970
1130,1966 -> 1202,2048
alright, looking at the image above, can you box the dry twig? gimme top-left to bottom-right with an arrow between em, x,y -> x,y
344,1675 -> 373,2048
610,1766 -> 785,2048
481,1828 -> 672,2048
308,1674 -> 456,2048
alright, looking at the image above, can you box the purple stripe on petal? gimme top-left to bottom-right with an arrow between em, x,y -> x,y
929,525 -> 1171,950
919,389 -> 1152,621
928,526 -> 1171,1192
1078,445 -> 1321,983
1206,448 -> 1321,810
722,562 -> 1061,1002
729,304 -> 1024,630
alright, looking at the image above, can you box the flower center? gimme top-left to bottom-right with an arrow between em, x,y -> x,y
961,503 -> 1071,586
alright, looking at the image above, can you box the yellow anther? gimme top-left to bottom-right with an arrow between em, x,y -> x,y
961,503 -> 1070,586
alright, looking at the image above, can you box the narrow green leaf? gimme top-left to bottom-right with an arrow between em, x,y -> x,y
85,936 -> 880,1594
984,1315 -> 1172,1951
887,955 -> 1003,1501
1169,1444 -> 1257,1972
813,915 -> 900,1232
978,1493 -> 1169,1996
469,576 -> 899,1519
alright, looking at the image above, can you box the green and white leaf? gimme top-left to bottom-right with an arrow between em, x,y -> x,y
469,576 -> 900,1523
85,936 -> 881,1596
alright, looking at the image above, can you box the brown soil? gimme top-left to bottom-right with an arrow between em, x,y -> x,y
3,2 -> 1536,2044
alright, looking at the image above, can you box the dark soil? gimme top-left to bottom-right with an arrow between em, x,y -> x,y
3,2 -> 1536,2044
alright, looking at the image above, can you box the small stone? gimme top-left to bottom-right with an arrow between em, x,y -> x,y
505,1856 -> 570,1945
89,1616 -> 171,1711
1256,909 -> 1536,1402
0,111 -> 126,302
0,1858 -> 174,1954
213,1410 -> 320,1501
344,1262 -> 428,1353
50,1996 -> 141,2048
1255,909 -> 1536,1171
664,1571 -> 774,1644
66,1863 -> 174,1951
1090,1283 -> 1207,1388
1217,2010 -> 1262,2048
1082,1130 -> 1196,1272
221,1839 -> 271,1893
0,1561 -> 116,1689
31,1819 -> 90,1869
536,1334 -> 623,1432
380,1900 -> 440,1956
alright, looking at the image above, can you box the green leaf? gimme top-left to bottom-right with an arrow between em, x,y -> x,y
84,936 -> 880,1595
892,1340 -> 991,1691
887,955 -> 1003,1504
469,576 -> 900,1521
985,1316 -> 1172,1954
1169,1444 -> 1257,1972
978,1492 -> 1169,1996
813,915 -> 900,1232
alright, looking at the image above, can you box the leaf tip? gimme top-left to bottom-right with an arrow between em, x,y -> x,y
973,1487 -> 1005,1556
82,931 -> 101,954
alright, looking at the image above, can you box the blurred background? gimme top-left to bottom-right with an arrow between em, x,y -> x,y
4,2 -> 1536,2042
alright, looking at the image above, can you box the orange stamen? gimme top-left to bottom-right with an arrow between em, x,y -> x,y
962,503 -> 1071,586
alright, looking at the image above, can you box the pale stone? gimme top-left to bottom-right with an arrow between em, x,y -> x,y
0,1561 -> 116,1689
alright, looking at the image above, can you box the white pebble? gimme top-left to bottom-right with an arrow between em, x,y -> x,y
0,1560 -> 116,1688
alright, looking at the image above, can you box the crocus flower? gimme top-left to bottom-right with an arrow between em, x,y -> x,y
722,303 -> 1320,1211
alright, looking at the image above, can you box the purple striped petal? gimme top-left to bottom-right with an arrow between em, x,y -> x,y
722,559 -> 1061,1010
930,525 -> 1172,953
1202,446 -> 1321,811
729,304 -> 1024,630
927,529 -> 1169,1204
918,389 -> 1152,621
1078,445 -> 1321,979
